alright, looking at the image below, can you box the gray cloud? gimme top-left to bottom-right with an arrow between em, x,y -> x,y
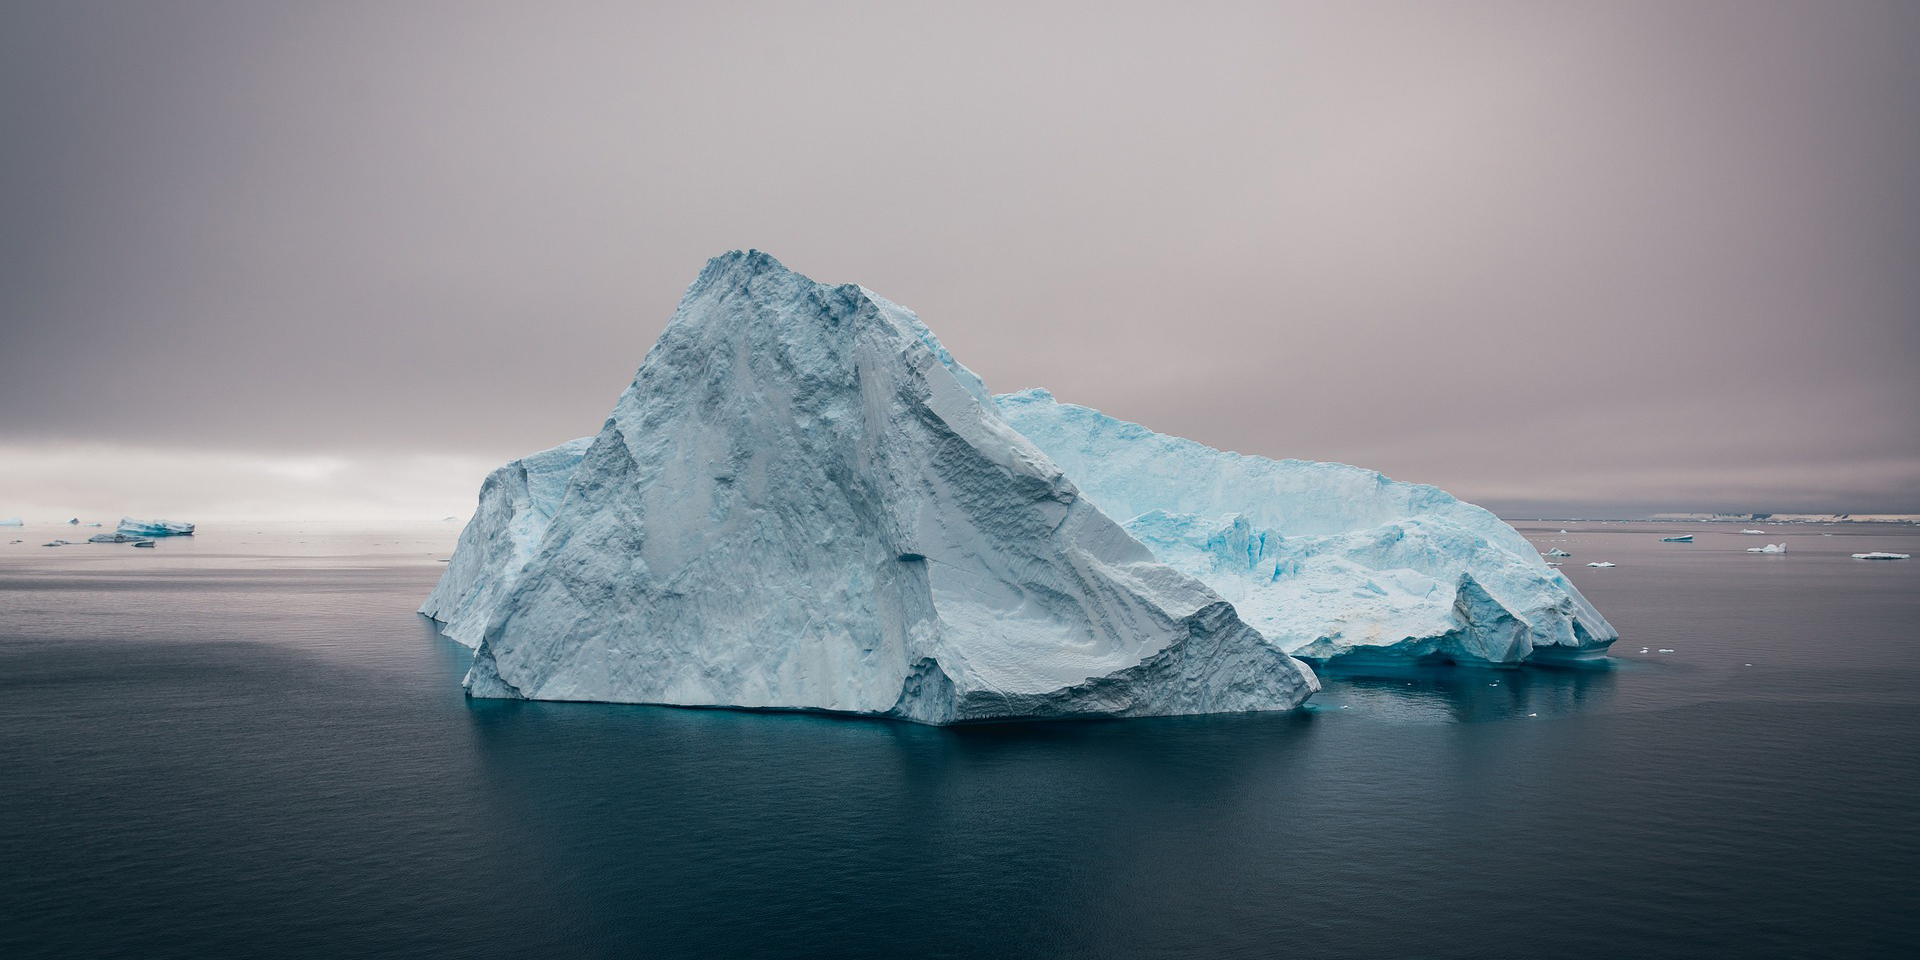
3,0 -> 1916,518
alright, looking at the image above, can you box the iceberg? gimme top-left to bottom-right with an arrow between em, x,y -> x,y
997,391 -> 1617,666
418,436 -> 595,647
1746,543 -> 1786,554
1740,529 -> 1765,535
87,533 -> 150,544
0,518 -> 21,526
431,252 -> 1317,723
118,518 -> 194,537
1659,535 -> 1693,542
1587,561 -> 1616,568
1852,552 -> 1909,560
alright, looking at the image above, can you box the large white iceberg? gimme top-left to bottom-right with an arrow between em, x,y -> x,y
996,391 -> 1617,665
433,251 -> 1318,723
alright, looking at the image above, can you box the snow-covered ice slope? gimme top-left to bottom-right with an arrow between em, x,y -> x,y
996,390 -> 1617,665
450,251 -> 1318,723
421,436 -> 594,647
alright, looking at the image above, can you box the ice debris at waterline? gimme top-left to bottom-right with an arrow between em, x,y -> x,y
1746,543 -> 1786,554
88,533 -> 155,545
117,518 -> 194,537
1545,548 -> 1572,557
1852,552 -> 1910,561
424,251 -> 1614,723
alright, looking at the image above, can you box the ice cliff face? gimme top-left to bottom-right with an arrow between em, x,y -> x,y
441,251 -> 1319,723
995,390 -> 1617,665
419,436 -> 594,647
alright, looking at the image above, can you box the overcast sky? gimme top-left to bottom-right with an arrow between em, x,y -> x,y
3,0 -> 1916,520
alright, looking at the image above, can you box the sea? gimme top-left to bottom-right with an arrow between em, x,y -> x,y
2,520 -> 1916,959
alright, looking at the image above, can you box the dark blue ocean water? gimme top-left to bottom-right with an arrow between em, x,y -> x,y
3,521 -> 1917,959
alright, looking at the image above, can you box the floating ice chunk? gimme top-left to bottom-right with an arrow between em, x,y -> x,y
1559,529 -> 1568,534
1587,561 -> 1616,567
1740,529 -> 1765,535
1746,543 -> 1786,553
66,518 -> 79,524
88,533 -> 147,543
42,540 -> 72,546
1851,552 -> 1910,560
1659,535 -> 1693,542
0,518 -> 21,526
132,540 -> 155,548
1546,548 -> 1572,557
117,518 -> 194,537
1658,648 -> 1675,653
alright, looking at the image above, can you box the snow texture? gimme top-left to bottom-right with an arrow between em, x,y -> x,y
117,518 -> 194,537
995,390 -> 1618,665
433,251 -> 1318,723
418,437 -> 594,647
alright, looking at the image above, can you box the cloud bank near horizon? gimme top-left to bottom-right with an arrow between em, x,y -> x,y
2,1 -> 1915,517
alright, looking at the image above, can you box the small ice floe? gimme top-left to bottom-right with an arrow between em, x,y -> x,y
1740,529 -> 1765,535
1745,663 -> 1753,667
118,518 -> 194,537
1528,713 -> 1538,718
132,540 -> 155,548
1559,529 -> 1569,534
66,518 -> 79,524
0,517 -> 22,526
1660,535 -> 1694,542
1546,561 -> 1562,567
1746,543 -> 1786,553
42,540 -> 72,547
1658,648 -> 1676,653
1546,548 -> 1572,557
1639,647 -> 1649,653
1822,533 -> 1834,536
88,533 -> 146,544
1852,552 -> 1910,560
1587,561 -> 1616,567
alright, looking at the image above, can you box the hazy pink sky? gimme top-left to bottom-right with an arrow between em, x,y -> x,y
3,0 -> 1916,520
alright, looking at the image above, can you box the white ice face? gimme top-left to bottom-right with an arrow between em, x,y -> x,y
426,251 -> 1316,723
994,390 -> 1618,665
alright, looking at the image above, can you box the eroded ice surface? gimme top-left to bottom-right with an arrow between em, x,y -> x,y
418,437 -> 594,647
995,390 -> 1618,665
433,252 -> 1318,723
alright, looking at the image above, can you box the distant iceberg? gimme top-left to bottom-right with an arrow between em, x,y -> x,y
117,518 -> 194,537
0,518 -> 21,527
1852,552 -> 1909,560
1746,543 -> 1786,554
1587,561 -> 1616,568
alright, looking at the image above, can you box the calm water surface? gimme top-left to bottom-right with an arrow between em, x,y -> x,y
2,520 -> 1917,958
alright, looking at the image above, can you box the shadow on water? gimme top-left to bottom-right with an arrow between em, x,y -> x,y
1309,660 -> 1619,724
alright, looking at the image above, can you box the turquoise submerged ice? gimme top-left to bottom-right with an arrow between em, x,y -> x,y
996,390 -> 1617,665
430,252 -> 1318,724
